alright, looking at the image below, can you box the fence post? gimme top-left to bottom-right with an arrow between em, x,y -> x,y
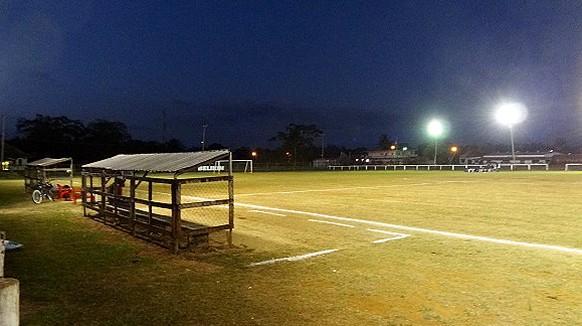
0,278 -> 19,326
1,235 -> 19,326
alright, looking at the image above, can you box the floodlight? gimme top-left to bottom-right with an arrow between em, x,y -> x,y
427,119 -> 445,164
495,102 -> 527,126
427,119 -> 444,138
495,102 -> 527,161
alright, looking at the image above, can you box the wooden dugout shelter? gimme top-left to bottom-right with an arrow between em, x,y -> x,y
24,157 -> 74,192
81,150 -> 234,253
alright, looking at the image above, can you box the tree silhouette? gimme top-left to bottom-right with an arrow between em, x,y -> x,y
377,133 -> 395,150
15,115 -> 84,158
270,124 -> 323,166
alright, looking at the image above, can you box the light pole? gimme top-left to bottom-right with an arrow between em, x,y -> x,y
201,123 -> 208,151
321,133 -> 325,159
427,119 -> 444,165
495,102 -> 527,162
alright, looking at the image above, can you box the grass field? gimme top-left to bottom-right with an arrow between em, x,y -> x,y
1,171 -> 582,325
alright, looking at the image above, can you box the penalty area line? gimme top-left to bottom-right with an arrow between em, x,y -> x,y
308,219 -> 355,228
372,235 -> 410,244
367,228 -> 411,243
249,210 -> 286,217
249,249 -> 340,267
235,202 -> 582,255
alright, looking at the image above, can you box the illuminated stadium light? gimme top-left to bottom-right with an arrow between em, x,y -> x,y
427,119 -> 444,164
495,102 -> 527,161
495,102 -> 527,126
427,119 -> 444,138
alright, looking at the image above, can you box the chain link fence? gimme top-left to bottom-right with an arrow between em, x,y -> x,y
82,173 -> 233,253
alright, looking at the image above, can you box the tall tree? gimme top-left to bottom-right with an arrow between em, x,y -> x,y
16,115 -> 84,158
82,119 -> 133,160
85,119 -> 132,144
377,133 -> 395,150
270,124 -> 323,165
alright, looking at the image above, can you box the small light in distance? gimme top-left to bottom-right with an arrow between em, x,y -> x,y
390,144 -> 396,150
450,146 -> 458,153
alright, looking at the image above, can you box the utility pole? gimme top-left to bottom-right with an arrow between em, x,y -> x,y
201,123 -> 208,151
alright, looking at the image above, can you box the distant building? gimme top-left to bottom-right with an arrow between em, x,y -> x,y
7,157 -> 28,171
459,152 -> 559,165
550,153 -> 582,165
313,158 -> 337,169
358,149 -> 418,165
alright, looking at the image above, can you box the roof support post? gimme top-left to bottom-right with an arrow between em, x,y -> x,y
81,172 -> 87,217
100,174 -> 107,221
129,178 -> 136,235
171,181 -> 182,254
227,151 -> 234,246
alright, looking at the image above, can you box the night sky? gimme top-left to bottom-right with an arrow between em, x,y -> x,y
2,1 -> 582,149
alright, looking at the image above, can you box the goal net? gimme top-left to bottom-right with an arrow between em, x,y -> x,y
214,159 -> 253,173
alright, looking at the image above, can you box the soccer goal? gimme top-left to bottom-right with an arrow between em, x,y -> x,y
215,159 -> 253,173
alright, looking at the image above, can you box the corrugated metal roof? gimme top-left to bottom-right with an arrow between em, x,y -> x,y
82,150 -> 230,173
27,157 -> 72,167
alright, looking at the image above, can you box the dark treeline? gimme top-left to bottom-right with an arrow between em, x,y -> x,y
6,114 -> 577,165
8,115 -> 187,164
6,115 -> 364,165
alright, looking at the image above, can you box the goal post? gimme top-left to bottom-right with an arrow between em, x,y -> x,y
215,160 -> 253,173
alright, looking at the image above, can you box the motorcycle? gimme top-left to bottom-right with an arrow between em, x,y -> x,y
31,181 -> 56,204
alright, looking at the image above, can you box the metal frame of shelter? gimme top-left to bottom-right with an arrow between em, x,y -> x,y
24,157 -> 74,192
81,150 -> 234,253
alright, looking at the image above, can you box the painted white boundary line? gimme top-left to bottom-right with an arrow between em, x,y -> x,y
308,219 -> 355,228
372,235 -> 410,244
249,249 -> 340,267
249,210 -> 286,217
236,202 -> 582,255
236,181 -> 473,197
367,228 -> 411,243
367,229 -> 409,237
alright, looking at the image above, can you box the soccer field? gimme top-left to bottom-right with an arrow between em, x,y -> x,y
3,170 -> 582,325
228,171 -> 582,324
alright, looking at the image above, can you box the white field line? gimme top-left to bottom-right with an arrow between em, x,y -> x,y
144,189 -> 582,254
249,210 -> 286,217
308,219 -> 355,228
373,235 -> 410,244
236,181 -> 473,197
249,249 -> 340,267
235,202 -> 582,255
367,228 -> 411,244
367,228 -> 410,237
